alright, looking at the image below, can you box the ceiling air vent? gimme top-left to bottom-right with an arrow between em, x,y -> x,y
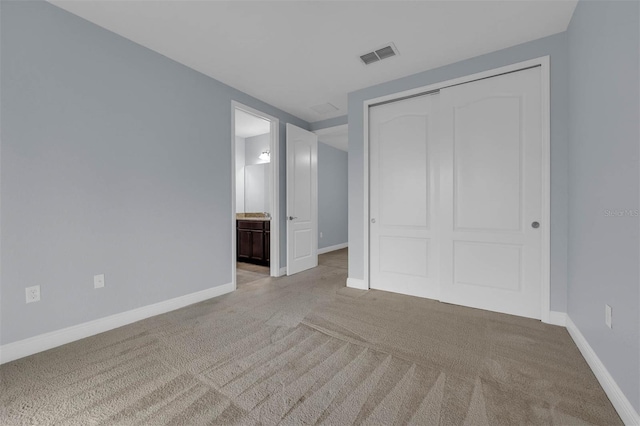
310,102 -> 339,116
375,46 -> 396,60
360,52 -> 380,65
359,43 -> 399,65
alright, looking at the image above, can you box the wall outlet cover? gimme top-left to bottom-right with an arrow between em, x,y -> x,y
26,285 -> 41,303
94,274 -> 105,289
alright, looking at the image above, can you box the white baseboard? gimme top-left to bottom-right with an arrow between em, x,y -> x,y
318,242 -> 348,255
279,267 -> 287,276
346,277 -> 368,290
0,282 -> 234,365
546,311 -> 567,326
565,316 -> 639,425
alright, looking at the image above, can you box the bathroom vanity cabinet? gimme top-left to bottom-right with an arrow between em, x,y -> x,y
237,219 -> 270,266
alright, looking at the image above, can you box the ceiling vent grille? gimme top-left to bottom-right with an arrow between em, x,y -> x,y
360,43 -> 399,65
360,52 -> 380,65
310,102 -> 339,115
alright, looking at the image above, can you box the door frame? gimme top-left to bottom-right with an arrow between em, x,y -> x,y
231,101 -> 281,290
362,56 -> 551,322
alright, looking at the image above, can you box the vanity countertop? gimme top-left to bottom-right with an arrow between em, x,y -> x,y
236,215 -> 271,221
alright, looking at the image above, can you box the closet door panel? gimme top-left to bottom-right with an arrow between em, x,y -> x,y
369,94 -> 441,300
439,67 -> 543,320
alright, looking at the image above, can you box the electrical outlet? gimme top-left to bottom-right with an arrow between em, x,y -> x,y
320,232 -> 323,239
605,304 -> 612,328
94,274 -> 105,289
25,285 -> 40,303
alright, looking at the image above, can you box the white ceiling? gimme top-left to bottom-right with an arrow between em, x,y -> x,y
235,109 -> 271,139
50,0 -> 577,123
315,124 -> 348,152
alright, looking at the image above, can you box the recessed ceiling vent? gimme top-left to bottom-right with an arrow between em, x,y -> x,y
310,103 -> 339,115
360,43 -> 399,65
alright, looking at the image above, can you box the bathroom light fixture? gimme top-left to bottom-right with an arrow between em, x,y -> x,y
259,150 -> 270,161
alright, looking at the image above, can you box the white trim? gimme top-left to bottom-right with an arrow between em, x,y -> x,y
546,311 -> 567,327
0,283 -> 234,365
362,56 -> 552,321
318,242 -> 348,254
269,116 -> 281,279
566,316 -> 640,425
363,101 -> 370,289
279,266 -> 287,276
346,277 -> 368,290
231,104 -> 237,290
231,101 -> 280,286
539,56 -> 551,323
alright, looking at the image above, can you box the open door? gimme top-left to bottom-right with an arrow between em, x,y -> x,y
286,123 -> 318,275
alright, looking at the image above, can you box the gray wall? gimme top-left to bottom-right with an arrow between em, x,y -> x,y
567,0 -> 639,412
0,1 -> 308,345
318,142 -> 348,250
347,32 -> 570,312
309,115 -> 348,132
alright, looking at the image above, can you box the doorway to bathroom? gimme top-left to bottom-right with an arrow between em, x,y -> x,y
231,102 -> 280,289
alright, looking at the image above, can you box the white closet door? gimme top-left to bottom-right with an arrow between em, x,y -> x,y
439,67 -> 543,319
369,94 -> 441,300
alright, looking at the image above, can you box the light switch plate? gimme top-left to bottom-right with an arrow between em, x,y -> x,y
94,274 -> 105,289
605,304 -> 612,328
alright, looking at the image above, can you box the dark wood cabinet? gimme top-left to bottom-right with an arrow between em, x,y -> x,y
237,228 -> 253,259
251,231 -> 264,261
237,220 -> 270,266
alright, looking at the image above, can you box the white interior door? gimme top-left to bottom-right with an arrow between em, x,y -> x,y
439,67 -> 543,319
369,94 -> 441,299
286,123 -> 318,275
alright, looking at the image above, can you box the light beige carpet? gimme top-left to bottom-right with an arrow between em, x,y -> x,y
236,262 -> 270,287
0,249 -> 621,425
